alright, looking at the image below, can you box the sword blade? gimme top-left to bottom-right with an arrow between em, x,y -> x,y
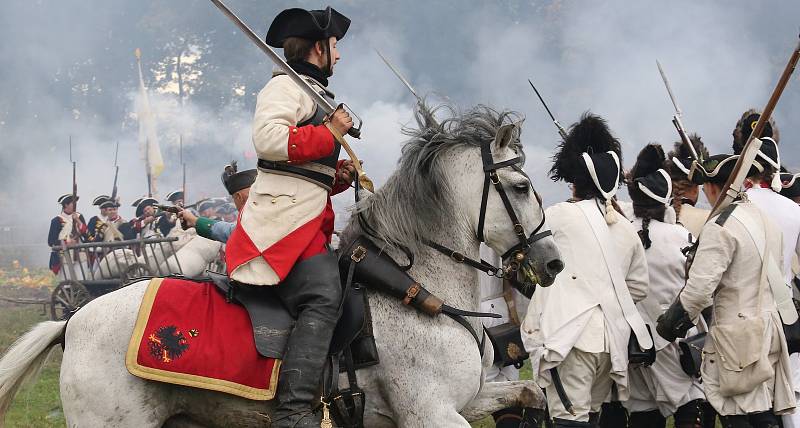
209,0 -> 336,116
527,79 -> 568,139
374,49 -> 420,102
656,60 -> 682,116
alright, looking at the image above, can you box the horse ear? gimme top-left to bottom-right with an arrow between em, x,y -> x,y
494,123 -> 517,150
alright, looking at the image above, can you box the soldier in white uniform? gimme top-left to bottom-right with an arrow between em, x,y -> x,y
522,114 -> 652,427
657,153 -> 796,428
730,114 -> 800,428
623,144 -> 706,427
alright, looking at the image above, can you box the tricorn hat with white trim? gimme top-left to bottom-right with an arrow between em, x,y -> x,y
628,144 -> 671,207
780,172 -> 800,199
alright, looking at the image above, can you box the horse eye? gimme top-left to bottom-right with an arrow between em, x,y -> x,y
513,183 -> 531,194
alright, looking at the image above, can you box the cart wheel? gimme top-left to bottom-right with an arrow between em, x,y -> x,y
50,280 -> 92,321
121,263 -> 150,286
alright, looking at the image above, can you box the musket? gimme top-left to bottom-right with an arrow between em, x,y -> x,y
180,135 -> 186,207
655,61 -> 705,183
111,141 -> 120,203
708,35 -> 800,220
69,136 -> 77,212
208,0 -> 375,192
527,79 -> 568,140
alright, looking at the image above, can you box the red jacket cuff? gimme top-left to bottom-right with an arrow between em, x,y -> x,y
287,124 -> 335,163
331,160 -> 351,195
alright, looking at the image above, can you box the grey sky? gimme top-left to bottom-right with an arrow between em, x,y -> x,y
1,0 -> 799,251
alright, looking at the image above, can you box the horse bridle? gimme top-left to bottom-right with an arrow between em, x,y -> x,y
425,136 -> 552,280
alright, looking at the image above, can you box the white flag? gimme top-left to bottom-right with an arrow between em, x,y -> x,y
135,48 -> 164,186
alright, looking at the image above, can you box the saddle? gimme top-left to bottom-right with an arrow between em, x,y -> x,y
206,271 -> 379,370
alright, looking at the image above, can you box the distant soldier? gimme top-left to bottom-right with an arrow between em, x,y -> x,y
663,134 -> 709,237
87,195 -> 111,242
130,198 -> 160,239
658,152 -> 796,428
180,163 -> 256,244
157,190 -> 184,236
47,194 -> 88,274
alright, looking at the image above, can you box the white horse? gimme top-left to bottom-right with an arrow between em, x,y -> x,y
0,105 -> 563,427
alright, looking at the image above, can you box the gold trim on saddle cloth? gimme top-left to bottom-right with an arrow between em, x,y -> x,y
125,278 -> 281,401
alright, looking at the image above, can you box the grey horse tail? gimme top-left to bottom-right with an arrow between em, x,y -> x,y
0,320 -> 66,416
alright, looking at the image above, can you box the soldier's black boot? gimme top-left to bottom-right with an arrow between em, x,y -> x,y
552,418 -> 592,428
272,252 -> 343,428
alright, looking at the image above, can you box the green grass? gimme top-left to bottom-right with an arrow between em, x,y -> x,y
0,306 -> 64,428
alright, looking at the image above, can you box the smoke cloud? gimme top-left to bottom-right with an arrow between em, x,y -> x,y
1,0 -> 799,264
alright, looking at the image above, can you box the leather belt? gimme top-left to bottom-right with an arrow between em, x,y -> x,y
257,159 -> 336,191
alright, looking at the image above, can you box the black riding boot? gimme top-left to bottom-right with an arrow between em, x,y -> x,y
272,252 -> 343,428
629,409 -> 666,428
598,401 -> 627,428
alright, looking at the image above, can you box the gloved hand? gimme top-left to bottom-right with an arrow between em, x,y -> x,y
656,297 -> 694,342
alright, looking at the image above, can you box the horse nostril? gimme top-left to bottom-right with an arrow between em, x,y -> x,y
547,259 -> 565,275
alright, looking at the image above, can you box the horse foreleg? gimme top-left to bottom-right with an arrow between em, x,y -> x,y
459,380 -> 545,422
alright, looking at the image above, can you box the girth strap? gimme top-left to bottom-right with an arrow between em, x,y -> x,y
443,311 -> 487,358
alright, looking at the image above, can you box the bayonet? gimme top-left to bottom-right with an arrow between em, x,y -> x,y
180,135 -> 186,207
375,49 -> 421,103
527,79 -> 568,140
208,0 -> 374,192
655,60 -> 701,166
111,141 -> 120,203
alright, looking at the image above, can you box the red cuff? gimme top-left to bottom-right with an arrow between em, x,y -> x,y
78,223 -> 88,234
287,124 -> 335,162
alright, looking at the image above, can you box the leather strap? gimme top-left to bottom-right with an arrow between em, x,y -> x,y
257,158 -> 335,191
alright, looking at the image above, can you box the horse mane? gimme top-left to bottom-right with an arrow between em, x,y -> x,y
345,102 -> 524,254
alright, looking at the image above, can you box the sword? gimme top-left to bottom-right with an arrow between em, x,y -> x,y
527,79 -> 568,140
208,0 -> 375,192
655,61 -> 703,173
375,49 -> 422,104
549,367 -> 576,416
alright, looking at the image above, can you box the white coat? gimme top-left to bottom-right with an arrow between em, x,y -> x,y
522,199 -> 649,400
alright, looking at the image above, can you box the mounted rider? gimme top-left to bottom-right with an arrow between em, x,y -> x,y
223,6 -> 356,427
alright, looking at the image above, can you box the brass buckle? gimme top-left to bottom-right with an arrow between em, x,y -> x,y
403,283 -> 421,305
351,245 -> 367,263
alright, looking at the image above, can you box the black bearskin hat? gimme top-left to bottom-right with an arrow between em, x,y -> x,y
732,109 -> 779,155
628,144 -> 671,208
550,112 -> 623,200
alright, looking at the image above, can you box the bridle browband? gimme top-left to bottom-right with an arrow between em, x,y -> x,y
425,136 -> 551,280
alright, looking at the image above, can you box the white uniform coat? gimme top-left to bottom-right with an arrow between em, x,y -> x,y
522,199 -> 649,399
230,73 -> 331,285
680,201 -> 795,415
625,217 -> 705,415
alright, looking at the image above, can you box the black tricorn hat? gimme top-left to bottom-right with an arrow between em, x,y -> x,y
58,194 -> 78,206
135,198 -> 158,218
99,200 -> 120,209
165,190 -> 184,203
780,172 -> 800,198
92,195 -> 111,206
266,7 -> 351,48
629,144 -> 671,207
131,197 -> 145,208
703,154 -> 764,185
221,161 -> 257,195
665,134 -> 708,185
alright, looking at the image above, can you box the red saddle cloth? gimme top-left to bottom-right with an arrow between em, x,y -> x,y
126,278 -> 280,400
